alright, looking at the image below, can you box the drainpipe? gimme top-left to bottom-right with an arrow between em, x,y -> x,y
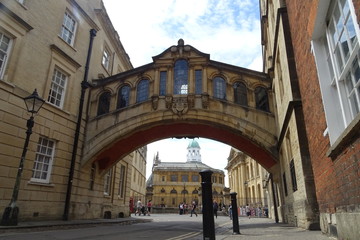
63,29 -> 97,221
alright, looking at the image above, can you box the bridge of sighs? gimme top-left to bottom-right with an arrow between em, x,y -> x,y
83,39 -> 278,172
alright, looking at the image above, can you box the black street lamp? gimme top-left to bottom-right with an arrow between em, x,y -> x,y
1,89 -> 45,226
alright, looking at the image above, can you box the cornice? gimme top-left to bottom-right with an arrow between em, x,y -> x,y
0,3 -> 33,32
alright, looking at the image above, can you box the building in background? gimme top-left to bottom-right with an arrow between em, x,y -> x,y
0,0 -> 137,221
146,139 -> 229,211
225,148 -> 270,217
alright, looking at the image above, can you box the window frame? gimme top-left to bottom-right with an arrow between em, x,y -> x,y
254,86 -> 270,112
289,159 -> 298,192
118,165 -> 126,198
104,168 -> 113,196
213,76 -> 226,100
117,85 -> 131,109
311,0 -> 360,146
60,11 -> 77,46
234,81 -> 248,106
0,31 -> 12,80
48,68 -> 68,109
97,91 -> 111,116
31,137 -> 55,184
173,59 -> 188,95
159,71 -> 167,96
136,79 -> 149,103
195,69 -> 203,95
102,47 -> 111,72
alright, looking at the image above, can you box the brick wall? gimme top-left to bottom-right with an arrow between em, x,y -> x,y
284,0 -> 360,214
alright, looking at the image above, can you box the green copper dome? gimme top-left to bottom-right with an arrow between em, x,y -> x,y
188,139 -> 200,149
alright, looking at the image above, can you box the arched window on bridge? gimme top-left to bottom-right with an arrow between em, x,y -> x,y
234,82 -> 248,106
213,76 -> 226,100
97,91 -> 111,116
255,86 -> 270,112
136,79 -> 149,103
173,59 -> 188,94
117,85 -> 130,109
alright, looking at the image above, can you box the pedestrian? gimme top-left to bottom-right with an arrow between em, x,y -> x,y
246,204 -> 251,219
213,200 -> 218,219
190,201 -> 198,217
135,198 -> 142,216
147,200 -> 152,216
179,202 -> 184,215
228,205 -> 233,220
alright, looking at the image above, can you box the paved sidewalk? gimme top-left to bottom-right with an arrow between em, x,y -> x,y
208,217 -> 334,240
0,215 -> 334,240
0,217 -> 151,232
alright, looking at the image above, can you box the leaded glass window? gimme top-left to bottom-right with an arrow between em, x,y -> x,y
213,77 -> 226,99
97,91 -> 111,116
160,71 -> 167,96
174,59 -> 188,94
136,79 -> 149,103
234,82 -> 248,106
195,70 -> 202,94
255,87 -> 269,112
117,85 -> 130,109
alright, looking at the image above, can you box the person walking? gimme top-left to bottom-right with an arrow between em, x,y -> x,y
246,204 -> 251,219
213,200 -> 218,219
135,198 -> 142,216
228,205 -> 233,220
190,201 -> 198,217
147,200 -> 152,216
179,202 -> 184,215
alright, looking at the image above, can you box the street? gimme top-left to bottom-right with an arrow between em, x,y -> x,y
0,214 -> 333,240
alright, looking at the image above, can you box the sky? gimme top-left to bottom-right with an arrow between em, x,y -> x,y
102,0 -> 263,186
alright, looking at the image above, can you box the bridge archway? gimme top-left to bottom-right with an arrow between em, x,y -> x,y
83,40 -> 278,171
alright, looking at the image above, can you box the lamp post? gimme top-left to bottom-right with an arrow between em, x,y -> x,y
1,89 -> 45,226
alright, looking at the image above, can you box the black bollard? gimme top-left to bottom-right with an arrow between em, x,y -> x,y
230,192 -> 240,234
200,170 -> 215,240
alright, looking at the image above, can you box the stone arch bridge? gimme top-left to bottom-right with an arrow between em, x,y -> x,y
84,40 -> 278,172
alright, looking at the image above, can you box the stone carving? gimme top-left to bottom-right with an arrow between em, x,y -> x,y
187,94 -> 195,108
171,97 -> 189,117
201,93 -> 209,109
151,95 -> 159,110
165,95 -> 173,109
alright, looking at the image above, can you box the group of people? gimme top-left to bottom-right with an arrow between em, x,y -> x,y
179,201 -> 198,217
134,199 -> 152,216
134,199 -> 268,220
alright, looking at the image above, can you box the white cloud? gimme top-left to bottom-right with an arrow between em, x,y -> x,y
102,0 -> 262,186
103,0 -> 262,69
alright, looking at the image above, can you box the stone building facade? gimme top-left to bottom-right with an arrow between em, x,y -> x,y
146,140 -> 229,210
261,0 -> 360,239
225,148 -> 270,214
0,0 -> 138,221
129,146 -> 147,212
259,0 -> 320,230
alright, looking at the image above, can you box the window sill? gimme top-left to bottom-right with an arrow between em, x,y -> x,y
27,181 -> 55,187
327,114 -> 360,159
57,35 -> 77,52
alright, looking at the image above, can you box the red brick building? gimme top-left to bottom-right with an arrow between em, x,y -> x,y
277,0 -> 360,239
